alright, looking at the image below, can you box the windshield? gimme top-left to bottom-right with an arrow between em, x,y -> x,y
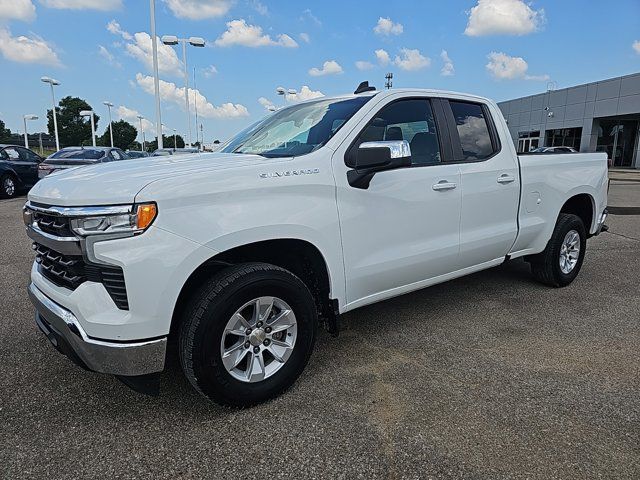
49,149 -> 105,160
221,96 -> 372,157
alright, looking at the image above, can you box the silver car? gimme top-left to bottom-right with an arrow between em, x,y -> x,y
38,147 -> 130,178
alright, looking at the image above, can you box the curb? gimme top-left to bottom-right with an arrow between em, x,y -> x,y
607,206 -> 640,215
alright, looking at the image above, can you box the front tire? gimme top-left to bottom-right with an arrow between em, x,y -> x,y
530,213 -> 586,287
179,262 -> 317,407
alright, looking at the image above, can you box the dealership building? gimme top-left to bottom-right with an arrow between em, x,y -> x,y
497,72 -> 640,168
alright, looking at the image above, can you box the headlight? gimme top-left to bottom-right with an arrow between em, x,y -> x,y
70,203 -> 157,236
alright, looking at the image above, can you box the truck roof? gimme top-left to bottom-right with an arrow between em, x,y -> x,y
300,87 -> 492,106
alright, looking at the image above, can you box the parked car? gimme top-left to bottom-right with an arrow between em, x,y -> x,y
24,85 -> 608,407
529,146 -> 578,153
0,144 -> 42,198
38,146 -> 130,178
152,147 -> 199,156
125,150 -> 150,159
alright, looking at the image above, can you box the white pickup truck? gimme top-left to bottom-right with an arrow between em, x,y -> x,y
24,84 -> 608,406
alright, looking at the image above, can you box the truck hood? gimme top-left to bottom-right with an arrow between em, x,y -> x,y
28,152 -> 277,206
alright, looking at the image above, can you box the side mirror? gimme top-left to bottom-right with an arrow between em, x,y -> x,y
348,140 -> 411,189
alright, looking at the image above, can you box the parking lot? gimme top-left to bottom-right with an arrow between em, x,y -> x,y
1,186 -> 639,480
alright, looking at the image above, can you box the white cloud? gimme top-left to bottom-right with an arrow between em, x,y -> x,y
98,45 -> 121,67
633,40 -> 640,54
440,50 -> 454,76
107,21 -> 182,75
116,105 -> 155,135
40,0 -> 122,10
394,48 -> 430,71
106,20 -> 131,40
0,0 -> 36,21
485,51 -> 548,81
127,32 -> 182,74
299,32 -> 310,43
136,73 -> 249,118
301,9 -> 321,26
308,60 -> 343,76
355,60 -> 374,71
286,85 -> 324,102
251,0 -> 267,15
373,17 -> 403,36
375,48 -> 390,66
202,65 -> 218,78
0,27 -> 61,66
465,0 -> 544,36
214,19 -> 298,48
258,97 -> 275,111
162,0 -> 232,20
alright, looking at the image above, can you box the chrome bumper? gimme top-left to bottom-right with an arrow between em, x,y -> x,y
28,283 -> 166,376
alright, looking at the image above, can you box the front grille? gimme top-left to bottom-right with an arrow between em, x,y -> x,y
32,211 -> 74,237
34,243 -> 129,310
35,243 -> 85,289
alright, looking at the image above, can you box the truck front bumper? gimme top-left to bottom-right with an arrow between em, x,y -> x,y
28,282 -> 167,376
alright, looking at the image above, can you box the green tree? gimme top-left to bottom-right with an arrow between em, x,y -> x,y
46,96 -> 99,147
0,119 -> 12,142
147,134 -> 185,151
99,120 -> 138,150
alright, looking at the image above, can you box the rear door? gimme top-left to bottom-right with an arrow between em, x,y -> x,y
443,99 -> 520,268
17,147 -> 41,186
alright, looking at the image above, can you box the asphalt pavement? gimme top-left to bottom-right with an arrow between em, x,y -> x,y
1,186 -> 639,480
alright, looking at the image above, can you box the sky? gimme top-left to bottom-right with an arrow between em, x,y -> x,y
1,0 -> 639,143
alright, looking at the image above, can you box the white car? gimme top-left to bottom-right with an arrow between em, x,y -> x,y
24,85 -> 608,406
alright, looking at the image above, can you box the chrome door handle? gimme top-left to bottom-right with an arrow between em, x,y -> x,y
497,174 -> 516,184
432,181 -> 457,191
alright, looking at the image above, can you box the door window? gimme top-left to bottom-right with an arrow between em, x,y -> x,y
4,147 -> 20,160
110,149 -> 122,160
449,101 -> 496,160
18,147 -> 40,163
356,99 -> 441,166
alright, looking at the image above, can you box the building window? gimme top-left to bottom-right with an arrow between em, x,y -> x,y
517,130 -> 541,153
544,127 -> 582,150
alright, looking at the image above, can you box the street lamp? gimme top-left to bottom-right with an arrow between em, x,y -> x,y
103,101 -> 114,147
79,110 -> 96,147
137,114 -> 146,152
161,34 -> 205,147
23,114 -> 38,149
276,86 -> 297,105
149,0 -> 163,149
172,128 -> 177,148
41,76 -> 60,151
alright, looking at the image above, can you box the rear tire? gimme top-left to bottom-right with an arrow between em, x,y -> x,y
1,174 -> 17,198
529,213 -> 586,287
179,262 -> 317,407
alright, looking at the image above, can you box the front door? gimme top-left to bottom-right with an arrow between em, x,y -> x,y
333,97 -> 462,307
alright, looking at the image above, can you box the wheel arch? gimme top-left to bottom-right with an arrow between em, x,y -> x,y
559,192 -> 596,233
170,238 -> 335,339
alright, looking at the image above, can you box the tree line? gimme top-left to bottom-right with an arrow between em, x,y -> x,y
0,96 -> 185,151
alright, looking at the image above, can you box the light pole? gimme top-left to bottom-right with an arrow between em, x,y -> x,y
79,110 -> 96,147
41,76 -> 60,151
161,35 -> 205,147
23,114 -> 38,149
137,115 -> 146,152
103,101 -> 114,147
149,0 -> 163,149
173,128 -> 177,148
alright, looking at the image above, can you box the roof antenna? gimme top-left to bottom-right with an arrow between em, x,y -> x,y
354,81 -> 376,94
